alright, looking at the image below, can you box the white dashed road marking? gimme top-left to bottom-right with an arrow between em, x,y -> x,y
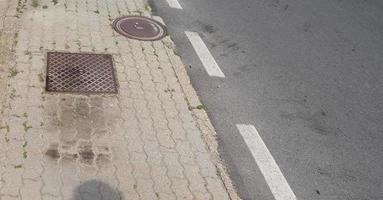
185,31 -> 225,78
166,0 -> 183,9
236,124 -> 297,200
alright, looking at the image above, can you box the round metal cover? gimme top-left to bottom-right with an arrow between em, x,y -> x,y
112,16 -> 167,41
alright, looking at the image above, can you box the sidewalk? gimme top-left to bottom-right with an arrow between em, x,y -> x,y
0,0 -> 238,199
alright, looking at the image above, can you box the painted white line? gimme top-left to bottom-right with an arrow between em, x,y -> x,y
166,0 -> 183,9
185,31 -> 225,78
236,124 -> 297,200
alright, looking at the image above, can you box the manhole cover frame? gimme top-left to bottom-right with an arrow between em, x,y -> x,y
45,51 -> 118,94
112,16 -> 167,41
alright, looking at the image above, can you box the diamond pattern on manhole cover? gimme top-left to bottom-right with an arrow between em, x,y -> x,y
46,52 -> 118,93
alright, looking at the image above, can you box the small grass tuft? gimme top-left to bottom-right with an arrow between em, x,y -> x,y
23,141 -> 28,148
196,104 -> 207,110
9,68 -> 19,77
145,4 -> 151,11
10,88 -> 16,100
0,124 -> 10,132
14,164 -> 22,168
38,73 -> 44,82
22,121 -> 32,132
188,104 -> 208,111
32,0 -> 39,7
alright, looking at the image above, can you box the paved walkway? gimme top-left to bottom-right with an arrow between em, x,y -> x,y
0,0 -> 238,199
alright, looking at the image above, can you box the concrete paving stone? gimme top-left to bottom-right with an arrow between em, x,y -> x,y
156,192 -> 177,200
205,177 -> 231,200
150,165 -> 173,193
0,165 -> 23,196
184,164 -> 210,193
1,196 -> 20,200
117,178 -> 140,199
175,140 -> 196,165
60,156 -> 81,199
135,178 -> 156,200
171,178 -> 194,200
142,136 -> 161,154
20,179 -> 42,200
195,152 -> 218,178
168,118 -> 188,141
130,152 -> 151,179
124,0 -> 138,13
157,129 -> 176,149
163,151 -> 185,179
186,128 -> 209,153
125,131 -> 145,153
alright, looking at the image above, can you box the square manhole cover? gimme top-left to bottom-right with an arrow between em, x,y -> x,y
46,52 -> 117,93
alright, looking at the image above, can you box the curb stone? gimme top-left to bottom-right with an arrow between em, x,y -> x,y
152,15 -> 241,200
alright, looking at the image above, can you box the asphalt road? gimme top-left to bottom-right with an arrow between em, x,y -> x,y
149,0 -> 383,199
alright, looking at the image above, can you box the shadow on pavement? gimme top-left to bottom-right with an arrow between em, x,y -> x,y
73,180 -> 121,200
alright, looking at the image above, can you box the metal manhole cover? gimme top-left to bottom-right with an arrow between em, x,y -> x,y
46,52 -> 118,93
112,16 -> 167,41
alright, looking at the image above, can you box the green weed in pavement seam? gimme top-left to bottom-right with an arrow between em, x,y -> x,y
31,0 -> 39,7
196,104 -> 207,110
188,104 -> 208,111
14,165 -> 22,168
1,124 -> 10,143
39,72 -> 46,82
9,68 -> 19,77
22,121 -> 32,132
0,124 -> 10,132
9,88 -> 16,100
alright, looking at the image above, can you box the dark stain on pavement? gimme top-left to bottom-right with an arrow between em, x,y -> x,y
73,180 -> 121,200
79,150 -> 95,164
239,64 -> 257,72
317,166 -> 359,184
280,110 -> 342,136
203,24 -> 218,34
78,142 -> 95,165
96,153 -> 112,168
46,148 -> 60,160
194,20 -> 218,34
227,42 -> 240,51
269,0 -> 280,7
282,4 -> 289,11
303,22 -> 312,32
233,64 -> 257,76
45,143 -> 60,160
